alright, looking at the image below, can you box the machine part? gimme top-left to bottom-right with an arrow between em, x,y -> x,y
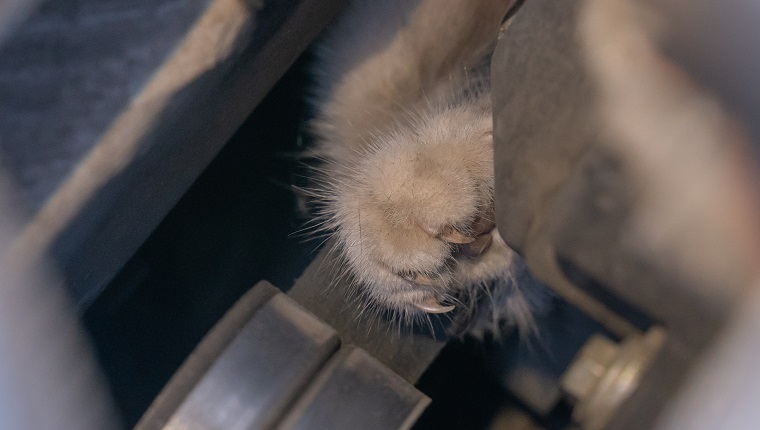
561,336 -> 618,407
562,328 -> 666,430
0,2 -> 348,427
654,281 -> 760,430
0,0 -> 40,46
137,281 -> 430,430
159,293 -> 339,430
486,297 -> 610,417
288,242 -> 456,384
492,0 -> 760,428
278,347 -> 430,430
0,0 -> 347,307
0,171 -> 120,430
487,406 -> 542,430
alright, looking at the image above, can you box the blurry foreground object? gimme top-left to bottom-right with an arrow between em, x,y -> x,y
0,172 -> 119,430
492,0 -> 760,428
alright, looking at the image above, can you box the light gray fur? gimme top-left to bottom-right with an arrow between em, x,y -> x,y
307,0 -> 548,335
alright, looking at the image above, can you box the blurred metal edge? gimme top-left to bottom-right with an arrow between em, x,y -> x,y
641,0 -> 760,429
149,284 -> 342,430
492,0 -> 760,428
0,1 -> 348,426
137,279 -> 433,430
0,0 -> 41,47
276,346 -> 431,430
0,170 -> 121,429
654,279 -> 760,430
134,281 -> 281,430
3,0 -> 349,308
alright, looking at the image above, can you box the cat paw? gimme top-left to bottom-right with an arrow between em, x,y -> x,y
317,107 -> 513,317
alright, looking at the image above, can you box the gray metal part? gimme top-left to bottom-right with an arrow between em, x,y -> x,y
165,294 -> 340,430
279,347 -> 430,430
0,170 -> 120,430
492,0 -> 760,428
0,0 -> 212,213
647,14 -> 760,430
0,0 -> 41,47
137,281 -> 430,430
493,0 -> 595,253
0,0 -> 348,307
287,243 -> 453,384
647,0 -> 760,145
654,284 -> 760,430
136,282 -> 283,429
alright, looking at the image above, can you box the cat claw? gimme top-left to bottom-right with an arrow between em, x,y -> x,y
458,232 -> 494,259
414,296 -> 455,314
400,271 -> 437,286
438,226 -> 475,244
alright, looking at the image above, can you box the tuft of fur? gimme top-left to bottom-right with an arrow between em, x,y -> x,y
306,0 -> 545,334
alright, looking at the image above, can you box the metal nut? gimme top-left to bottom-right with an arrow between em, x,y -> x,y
561,327 -> 666,430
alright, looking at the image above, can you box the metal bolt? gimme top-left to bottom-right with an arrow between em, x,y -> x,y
561,327 -> 666,430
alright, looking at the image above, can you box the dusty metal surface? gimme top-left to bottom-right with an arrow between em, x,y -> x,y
0,0 -> 214,212
0,0 -> 348,306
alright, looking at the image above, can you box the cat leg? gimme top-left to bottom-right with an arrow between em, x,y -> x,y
312,0 -> 516,157
315,100 -> 508,318
309,0 -> 524,324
